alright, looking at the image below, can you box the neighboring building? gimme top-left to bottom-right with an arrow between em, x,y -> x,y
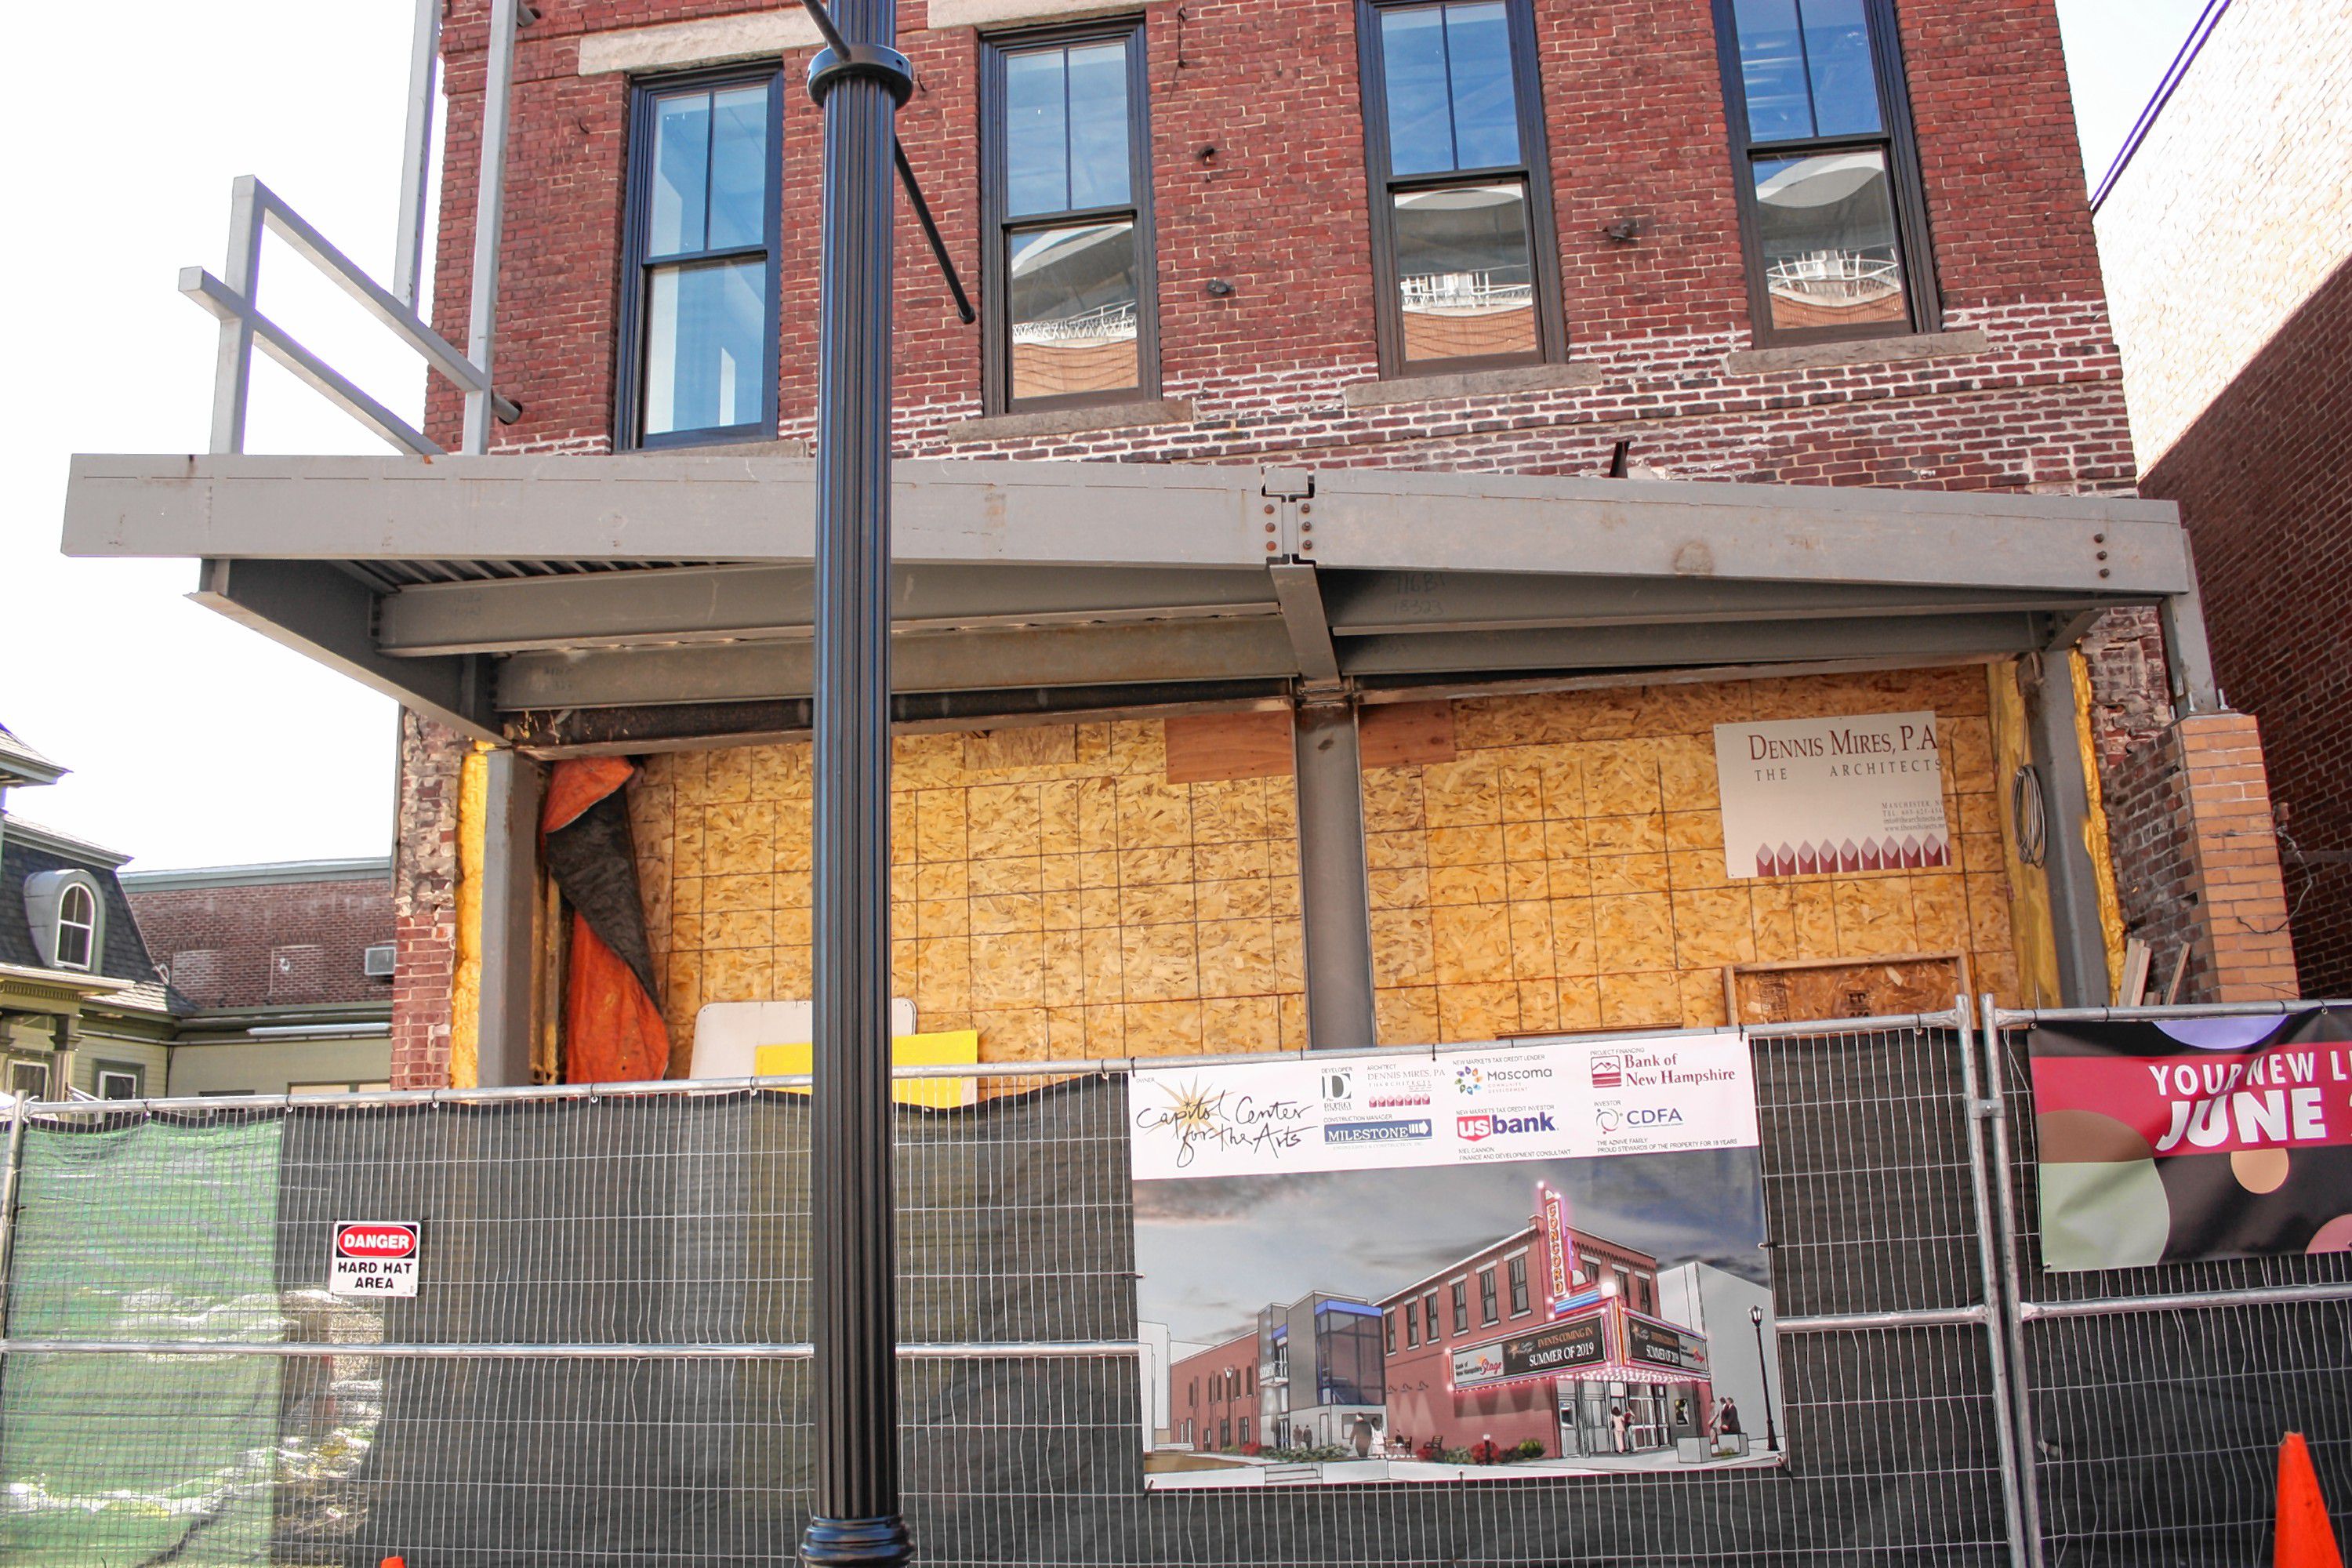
1136,1321 -> 1207,1448
1654,1261 -> 1779,1450
1169,1330 -> 1261,1453
1378,1207 -> 1697,1460
122,859 -> 395,1097
0,726 -> 175,1099
61,0 -> 2307,1089
2092,0 -> 2352,995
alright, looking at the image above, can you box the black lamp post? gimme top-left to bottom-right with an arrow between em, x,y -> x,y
1748,1304 -> 1781,1455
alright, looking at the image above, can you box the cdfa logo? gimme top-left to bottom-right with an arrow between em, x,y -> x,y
1455,1063 -> 1485,1096
1594,1107 -> 1621,1134
1589,1054 -> 1623,1089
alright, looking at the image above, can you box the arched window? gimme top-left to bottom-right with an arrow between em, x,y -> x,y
23,869 -> 104,973
55,883 -> 96,970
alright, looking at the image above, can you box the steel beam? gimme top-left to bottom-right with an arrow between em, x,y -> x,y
393,0 -> 442,310
194,559 -> 496,742
2025,651 -> 2113,1006
1293,705 -> 1379,1050
462,0 -> 521,454
1323,569 -> 2128,635
497,618 -> 1298,710
1339,612 -> 2045,677
376,561 -> 1277,656
476,749 -> 539,1088
62,456 -> 2187,595
1267,563 -> 1341,684
2158,533 -> 2222,717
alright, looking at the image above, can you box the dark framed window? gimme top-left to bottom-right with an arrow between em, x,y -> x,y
1712,0 -> 1937,344
980,20 -> 1158,413
1450,1279 -> 1468,1334
96,1063 -> 144,1100
1404,1302 -> 1419,1347
615,66 -> 783,449
1356,0 -> 1564,376
1508,1254 -> 1530,1315
1422,1291 -> 1439,1341
1386,1311 -> 1397,1352
1479,1268 -> 1499,1324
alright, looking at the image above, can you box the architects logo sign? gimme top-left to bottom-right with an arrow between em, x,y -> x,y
1714,710 -> 1952,881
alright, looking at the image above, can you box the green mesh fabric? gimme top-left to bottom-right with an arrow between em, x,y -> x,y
0,1118 -> 284,1566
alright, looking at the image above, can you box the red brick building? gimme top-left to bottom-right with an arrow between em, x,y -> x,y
64,0 -> 2303,1083
1378,1199 -> 1699,1461
1169,1330 -> 1261,1452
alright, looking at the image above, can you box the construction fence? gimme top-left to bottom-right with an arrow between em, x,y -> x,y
0,1001 -> 2344,1566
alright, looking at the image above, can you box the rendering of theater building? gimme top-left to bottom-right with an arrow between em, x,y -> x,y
1380,1207 -> 1711,1460
1168,1292 -> 1388,1454
60,0 -> 2303,1091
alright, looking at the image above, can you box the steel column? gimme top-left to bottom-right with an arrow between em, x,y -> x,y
476,750 -> 541,1088
2024,651 -> 2111,1006
2158,534 -> 2222,717
462,0 -> 520,454
1979,997 -> 2049,1567
1957,999 -> 2035,1568
206,184 -> 263,455
803,0 -> 912,1561
1293,703 -> 1380,1050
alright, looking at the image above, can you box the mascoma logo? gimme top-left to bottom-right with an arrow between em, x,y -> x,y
1457,1110 -> 1555,1143
1455,1064 -> 1484,1095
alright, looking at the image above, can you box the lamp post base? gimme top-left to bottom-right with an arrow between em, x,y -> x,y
802,1514 -> 914,1567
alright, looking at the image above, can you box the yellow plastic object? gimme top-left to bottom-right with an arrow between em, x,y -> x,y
756,1029 -> 981,1109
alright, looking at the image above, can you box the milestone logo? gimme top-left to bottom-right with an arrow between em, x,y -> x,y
1457,1110 -> 1557,1143
1326,1117 -> 1435,1146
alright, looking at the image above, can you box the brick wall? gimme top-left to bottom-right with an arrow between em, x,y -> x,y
2093,0 -> 2352,468
2143,254 -> 2352,995
127,879 -> 390,1010
392,710 -> 466,1087
2102,712 -> 2297,1004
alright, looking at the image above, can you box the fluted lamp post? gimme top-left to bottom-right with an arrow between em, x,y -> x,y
1749,1304 -> 1781,1456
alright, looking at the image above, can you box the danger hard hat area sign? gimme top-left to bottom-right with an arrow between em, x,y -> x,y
330,1221 -> 421,1298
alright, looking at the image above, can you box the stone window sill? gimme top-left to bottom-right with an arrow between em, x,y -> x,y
1720,328 -> 1991,377
941,399 -> 1195,444
1340,361 -> 1603,410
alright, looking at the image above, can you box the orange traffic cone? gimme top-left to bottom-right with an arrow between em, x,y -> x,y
380,1558 -> 406,1568
2278,1432 -> 2343,1568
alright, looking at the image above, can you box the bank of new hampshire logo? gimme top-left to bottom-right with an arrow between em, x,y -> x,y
1590,1054 -> 1623,1089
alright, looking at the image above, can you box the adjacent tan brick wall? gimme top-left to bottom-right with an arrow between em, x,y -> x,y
2094,0 -> 2352,470
391,710 -> 466,1088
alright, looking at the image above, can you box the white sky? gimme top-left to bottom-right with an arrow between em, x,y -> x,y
0,0 -> 2208,872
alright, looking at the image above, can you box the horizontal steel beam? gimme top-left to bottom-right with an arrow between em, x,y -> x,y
379,561 -> 1278,656
179,270 -> 441,457
1338,612 -> 2047,677
498,616 -> 1298,710
64,456 -> 2187,594
1323,569 -> 2130,635
194,558 -> 496,742
0,1338 -> 1140,1361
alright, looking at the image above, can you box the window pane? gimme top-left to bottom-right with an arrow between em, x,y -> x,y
644,260 -> 766,435
1752,149 -> 1907,330
1733,0 -> 1812,141
1380,6 -> 1456,176
1065,41 -> 1132,211
1392,181 -> 1537,362
649,91 -> 713,256
1444,2 -> 1519,169
1007,220 -> 1140,401
1005,49 -> 1070,218
706,85 -> 770,251
1801,0 -> 1882,136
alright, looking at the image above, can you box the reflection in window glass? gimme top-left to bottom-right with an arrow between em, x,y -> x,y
649,93 -> 711,257
706,86 -> 771,249
1004,40 -> 1131,219
1380,1 -> 1519,176
1733,0 -> 1881,143
1391,183 -> 1537,363
1752,149 -> 1906,330
1007,220 -> 1141,401
644,260 -> 766,436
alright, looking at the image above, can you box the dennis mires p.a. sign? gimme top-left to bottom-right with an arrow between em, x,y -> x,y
330,1221 -> 421,1298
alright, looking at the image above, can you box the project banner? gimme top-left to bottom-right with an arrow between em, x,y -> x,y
2027,1011 -> 2352,1270
1713,711 -> 1950,880
1132,1035 -> 1780,1489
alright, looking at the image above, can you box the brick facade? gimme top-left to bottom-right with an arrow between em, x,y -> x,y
393,710 -> 467,1087
384,0 -> 2277,1069
127,877 -> 391,1011
2102,713 -> 2297,1004
2136,257 -> 2352,996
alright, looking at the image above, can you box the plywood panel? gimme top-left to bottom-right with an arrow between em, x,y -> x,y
1163,710 -> 1295,784
1360,700 -> 1457,768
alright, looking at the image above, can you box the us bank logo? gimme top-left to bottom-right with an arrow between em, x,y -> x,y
1457,1110 -> 1556,1143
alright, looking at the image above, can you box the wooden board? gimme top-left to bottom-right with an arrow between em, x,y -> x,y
1163,710 -> 1295,784
1724,952 -> 1969,1026
1359,700 -> 1457,768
